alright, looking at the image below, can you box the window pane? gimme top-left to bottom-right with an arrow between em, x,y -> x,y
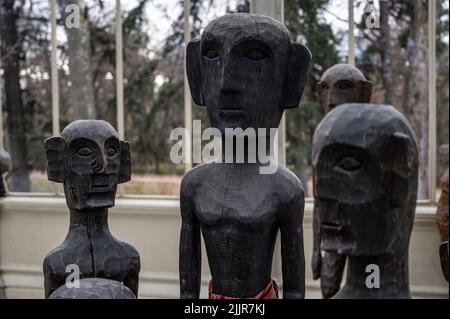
59,1 -> 115,126
1,0 -> 53,193
285,0 -> 445,200
120,0 -> 183,196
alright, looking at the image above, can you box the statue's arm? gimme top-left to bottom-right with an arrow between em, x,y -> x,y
124,256 -> 140,297
179,184 -> 201,299
279,196 -> 305,299
43,259 -> 59,299
312,199 -> 322,280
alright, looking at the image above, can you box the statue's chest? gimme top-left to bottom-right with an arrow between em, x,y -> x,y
194,181 -> 279,229
61,233 -> 133,279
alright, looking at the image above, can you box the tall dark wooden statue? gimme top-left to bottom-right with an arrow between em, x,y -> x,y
181,13 -> 311,299
43,120 -> 140,298
312,103 -> 418,299
437,170 -> 449,281
312,63 -> 373,299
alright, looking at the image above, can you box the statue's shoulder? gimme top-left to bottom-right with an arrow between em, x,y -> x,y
271,165 -> 305,204
181,162 -> 217,192
95,237 -> 140,272
114,238 -> 140,261
43,238 -> 91,273
43,246 -> 65,275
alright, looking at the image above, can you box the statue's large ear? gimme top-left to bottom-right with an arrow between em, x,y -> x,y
186,38 -> 205,106
382,132 -> 417,208
119,141 -> 131,184
282,43 -> 312,109
357,80 -> 373,103
45,137 -> 65,183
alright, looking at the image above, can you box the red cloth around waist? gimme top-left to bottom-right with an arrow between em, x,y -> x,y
208,280 -> 279,299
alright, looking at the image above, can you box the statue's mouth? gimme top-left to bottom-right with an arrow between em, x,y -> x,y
91,184 -> 110,192
219,107 -> 244,114
321,222 -> 354,254
321,222 -> 342,232
90,174 -> 111,192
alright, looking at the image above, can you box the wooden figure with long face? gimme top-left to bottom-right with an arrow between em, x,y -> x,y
313,63 -> 373,299
181,13 -> 311,300
43,120 -> 139,299
313,104 -> 418,299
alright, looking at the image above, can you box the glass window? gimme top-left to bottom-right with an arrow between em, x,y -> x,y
284,0 -> 448,200
1,0 -> 446,202
1,0 -> 53,193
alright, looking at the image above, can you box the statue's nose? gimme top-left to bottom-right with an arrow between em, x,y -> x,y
220,58 -> 241,96
91,153 -> 107,173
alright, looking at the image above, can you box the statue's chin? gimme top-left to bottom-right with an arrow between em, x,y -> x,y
72,192 -> 115,210
322,238 -> 355,256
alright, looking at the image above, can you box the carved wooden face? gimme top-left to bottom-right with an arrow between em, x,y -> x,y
312,104 -> 418,256
45,120 -> 131,210
187,14 -> 311,134
318,64 -> 372,114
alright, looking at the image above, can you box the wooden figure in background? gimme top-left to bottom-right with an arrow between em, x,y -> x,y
312,63 -> 373,299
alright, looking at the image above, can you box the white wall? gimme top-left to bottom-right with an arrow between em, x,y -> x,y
0,196 -> 448,299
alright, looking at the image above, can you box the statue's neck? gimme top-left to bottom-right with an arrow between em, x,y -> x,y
68,208 -> 110,235
337,253 -> 410,299
220,134 -> 277,165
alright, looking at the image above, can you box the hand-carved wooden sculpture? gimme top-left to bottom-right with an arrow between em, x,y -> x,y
312,104 -> 418,299
317,63 -> 373,114
49,278 -> 136,299
437,170 -> 449,281
43,120 -> 140,299
0,149 -> 11,197
313,64 -> 373,299
181,13 -> 311,299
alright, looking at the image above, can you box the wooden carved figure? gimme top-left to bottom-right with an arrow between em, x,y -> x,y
43,120 -> 140,298
180,13 -> 311,299
313,104 -> 418,299
312,63 -> 373,298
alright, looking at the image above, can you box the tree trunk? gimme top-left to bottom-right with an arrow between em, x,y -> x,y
403,0 -> 429,199
379,0 -> 395,105
62,0 -> 96,119
0,0 -> 31,192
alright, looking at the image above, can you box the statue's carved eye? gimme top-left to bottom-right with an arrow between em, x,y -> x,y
77,147 -> 93,157
244,49 -> 268,61
320,82 -> 329,90
336,156 -> 363,172
107,147 -> 117,157
204,49 -> 219,60
337,81 -> 355,90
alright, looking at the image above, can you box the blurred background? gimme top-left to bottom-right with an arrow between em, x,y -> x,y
0,0 -> 448,199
